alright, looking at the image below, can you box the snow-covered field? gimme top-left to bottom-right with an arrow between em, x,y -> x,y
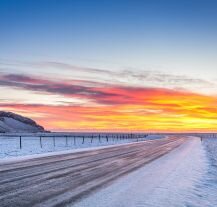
0,133 -> 163,159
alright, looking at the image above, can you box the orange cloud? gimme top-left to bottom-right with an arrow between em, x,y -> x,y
1,73 -> 217,132
1,87 -> 217,132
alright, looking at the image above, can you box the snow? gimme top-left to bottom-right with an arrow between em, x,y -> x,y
0,138 -> 158,164
0,111 -> 44,132
1,117 -> 38,132
70,136 -> 207,207
0,134 -> 163,159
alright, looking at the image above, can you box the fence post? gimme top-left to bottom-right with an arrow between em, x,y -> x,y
91,135 -> 94,143
65,136 -> 68,147
74,136 -> 76,145
99,134 -> 101,143
82,136 -> 85,144
40,136 -> 42,148
53,137 -> 56,147
19,136 -> 22,149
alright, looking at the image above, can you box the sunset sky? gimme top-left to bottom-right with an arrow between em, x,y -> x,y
0,0 -> 217,132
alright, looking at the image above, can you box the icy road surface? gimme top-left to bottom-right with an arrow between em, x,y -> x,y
0,136 -> 186,207
72,136 -> 205,207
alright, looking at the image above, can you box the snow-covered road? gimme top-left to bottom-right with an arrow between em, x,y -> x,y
0,136 -> 185,207
72,136 -> 205,207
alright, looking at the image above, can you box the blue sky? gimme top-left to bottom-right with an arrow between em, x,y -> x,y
0,0 -> 217,79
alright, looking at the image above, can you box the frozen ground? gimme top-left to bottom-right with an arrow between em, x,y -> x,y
0,133 -> 162,159
71,137 -> 207,207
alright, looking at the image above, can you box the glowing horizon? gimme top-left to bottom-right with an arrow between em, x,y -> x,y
0,68 -> 217,132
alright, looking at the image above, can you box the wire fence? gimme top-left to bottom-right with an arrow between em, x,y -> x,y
0,133 -> 150,158
0,133 -> 149,149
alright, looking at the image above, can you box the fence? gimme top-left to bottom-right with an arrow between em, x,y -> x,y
0,133 -> 150,158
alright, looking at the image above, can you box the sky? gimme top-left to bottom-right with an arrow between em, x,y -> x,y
0,0 -> 217,132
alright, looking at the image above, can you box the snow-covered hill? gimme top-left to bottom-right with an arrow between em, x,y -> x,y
0,111 -> 45,133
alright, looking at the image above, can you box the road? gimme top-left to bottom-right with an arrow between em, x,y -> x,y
0,136 -> 186,207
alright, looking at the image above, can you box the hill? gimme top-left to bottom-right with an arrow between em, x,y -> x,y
0,111 -> 45,133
